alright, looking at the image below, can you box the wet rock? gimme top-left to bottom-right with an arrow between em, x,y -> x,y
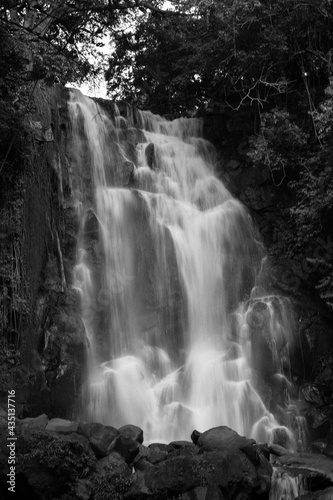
134,456 -> 155,472
18,413 -> 49,432
302,384 -> 326,406
145,143 -> 155,169
167,441 -> 200,458
269,443 -> 292,457
170,440 -> 196,449
72,479 -> 91,500
124,470 -> 152,498
276,452 -> 333,482
16,430 -> 96,499
257,443 -> 270,460
306,406 -> 333,429
194,426 -> 255,452
147,449 -> 168,464
118,424 -> 144,444
311,439 -> 328,454
144,450 -> 271,499
148,442 -> 169,452
78,421 -> 119,458
122,160 -> 135,186
96,451 -> 132,478
109,434 -> 140,464
45,417 -> 79,433
295,487 -> 333,500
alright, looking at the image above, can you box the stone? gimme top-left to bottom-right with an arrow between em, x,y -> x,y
302,384 -> 326,406
295,487 -> 333,500
16,431 -> 96,499
269,443 -> 292,456
144,449 -> 271,500
194,426 -> 255,452
170,440 -> 196,449
276,452 -> 333,482
148,442 -> 169,452
167,441 -> 199,457
77,422 -> 119,458
108,434 -> 140,464
145,143 -> 155,169
124,471 -> 152,498
311,439 -> 328,454
189,485 -> 225,500
134,456 -> 155,472
45,417 -> 79,433
118,424 -> 144,444
18,413 -> 49,432
96,451 -> 132,478
73,479 -> 91,500
147,449 -> 168,464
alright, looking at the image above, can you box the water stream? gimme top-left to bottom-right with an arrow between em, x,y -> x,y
68,89 -> 302,446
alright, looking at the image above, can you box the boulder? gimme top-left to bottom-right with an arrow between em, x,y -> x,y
45,417 -> 79,433
269,443 -> 292,457
193,426 -> 255,452
144,449 -> 271,499
108,434 -> 140,464
118,424 -> 144,444
276,452 -> 333,482
148,442 -> 169,452
78,421 -> 119,458
96,451 -> 132,478
145,143 -> 155,169
18,413 -> 49,432
124,470 -> 152,498
295,487 -> 333,500
147,449 -> 168,464
16,430 -> 96,499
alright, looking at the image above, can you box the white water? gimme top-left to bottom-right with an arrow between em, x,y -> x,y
270,468 -> 307,500
68,90 -> 300,445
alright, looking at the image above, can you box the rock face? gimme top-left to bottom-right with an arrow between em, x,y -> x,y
0,85 -> 86,420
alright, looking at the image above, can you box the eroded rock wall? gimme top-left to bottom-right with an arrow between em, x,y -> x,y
0,84 -> 85,419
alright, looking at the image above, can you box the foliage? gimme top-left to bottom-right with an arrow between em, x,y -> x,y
248,109 -> 308,186
105,0 -> 333,114
20,432 -> 96,480
91,474 -> 133,500
249,78 -> 333,311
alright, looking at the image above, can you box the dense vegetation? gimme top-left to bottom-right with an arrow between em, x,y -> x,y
1,0 -> 333,312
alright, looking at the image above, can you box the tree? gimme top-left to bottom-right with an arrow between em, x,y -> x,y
105,0 -> 333,115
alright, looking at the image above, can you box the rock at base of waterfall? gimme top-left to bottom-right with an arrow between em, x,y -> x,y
193,425 -> 256,452
143,449 -> 271,499
78,421 -> 119,458
269,443 -> 292,457
147,448 -> 168,464
17,413 -> 49,432
274,452 -> 333,482
96,451 -> 132,478
118,424 -> 144,444
190,485 -> 225,500
45,417 -> 79,433
295,487 -> 333,500
12,429 -> 96,499
108,434 -> 140,464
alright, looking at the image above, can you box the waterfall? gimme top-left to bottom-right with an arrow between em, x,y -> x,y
270,468 -> 307,500
68,89 -> 301,445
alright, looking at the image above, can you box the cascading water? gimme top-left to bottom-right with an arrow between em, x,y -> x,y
269,468 -> 307,500
68,89 -> 302,446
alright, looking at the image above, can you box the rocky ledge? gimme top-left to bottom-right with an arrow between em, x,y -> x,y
0,413 -> 333,500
